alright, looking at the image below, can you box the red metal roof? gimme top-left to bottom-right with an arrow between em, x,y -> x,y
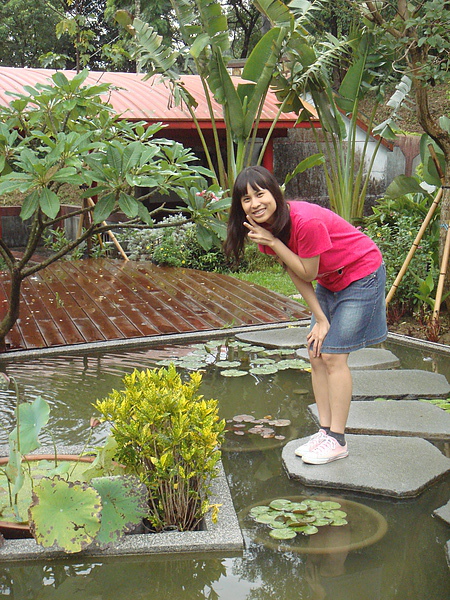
0,67 -> 318,130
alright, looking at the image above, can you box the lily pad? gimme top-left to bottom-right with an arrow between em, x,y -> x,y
220,369 -> 248,377
269,527 -> 297,540
321,501 -> 342,510
331,519 -> 348,526
269,499 -> 293,511
268,419 -> 291,427
240,345 -> 266,353
251,358 -> 276,365
249,505 -> 271,517
249,365 -> 278,375
216,361 -> 241,368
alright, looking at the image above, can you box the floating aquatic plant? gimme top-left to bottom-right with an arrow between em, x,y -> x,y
248,498 -> 348,540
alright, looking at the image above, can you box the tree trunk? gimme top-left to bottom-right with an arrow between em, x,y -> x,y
0,270 -> 22,352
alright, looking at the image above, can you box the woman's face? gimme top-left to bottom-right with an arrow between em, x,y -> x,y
240,183 -> 277,225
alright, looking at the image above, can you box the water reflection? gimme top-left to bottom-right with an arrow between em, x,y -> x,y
0,338 -> 449,600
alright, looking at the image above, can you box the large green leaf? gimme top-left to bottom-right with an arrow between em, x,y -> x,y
29,476 -> 102,553
93,193 -> 116,224
39,188 -> 61,219
20,190 -> 40,221
283,153 -> 325,186
91,475 -> 148,547
10,396 -> 50,455
385,175 -> 432,199
253,0 -> 293,25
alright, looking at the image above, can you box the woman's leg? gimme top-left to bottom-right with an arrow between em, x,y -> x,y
321,353 -> 352,434
309,352 -> 352,434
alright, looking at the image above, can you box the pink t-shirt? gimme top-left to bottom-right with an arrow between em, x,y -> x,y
259,201 -> 382,292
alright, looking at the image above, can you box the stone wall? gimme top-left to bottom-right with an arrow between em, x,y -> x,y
273,128 -> 421,213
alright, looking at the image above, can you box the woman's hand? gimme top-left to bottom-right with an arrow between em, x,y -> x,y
243,216 -> 276,247
307,318 -> 330,358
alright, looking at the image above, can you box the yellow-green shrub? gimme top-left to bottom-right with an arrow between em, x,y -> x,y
95,364 -> 225,532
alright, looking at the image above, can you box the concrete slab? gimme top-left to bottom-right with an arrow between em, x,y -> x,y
236,326 -> 309,348
350,369 -> 450,399
282,434 -> 450,498
296,347 -> 401,370
434,500 -> 450,525
0,448 -> 244,562
308,400 -> 450,441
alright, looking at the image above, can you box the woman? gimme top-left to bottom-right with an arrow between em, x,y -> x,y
224,166 -> 387,465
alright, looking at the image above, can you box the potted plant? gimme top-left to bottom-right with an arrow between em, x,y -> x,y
94,364 -> 226,533
0,375 -> 149,553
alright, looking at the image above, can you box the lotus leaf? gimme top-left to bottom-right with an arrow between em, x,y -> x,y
220,369 -> 248,377
269,527 -> 297,540
233,414 -> 255,422
29,476 -> 102,553
331,519 -> 348,526
91,475 -> 148,547
268,419 -> 291,427
216,361 -> 241,368
249,365 -> 278,375
269,499 -> 292,511
270,520 -> 288,529
9,396 -> 50,455
254,513 -> 277,524
331,510 -> 347,519
249,505 -> 271,517
298,525 -> 319,535
301,516 -> 317,523
321,501 -> 342,510
313,518 -> 332,527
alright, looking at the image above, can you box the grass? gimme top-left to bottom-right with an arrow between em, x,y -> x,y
229,265 -> 307,306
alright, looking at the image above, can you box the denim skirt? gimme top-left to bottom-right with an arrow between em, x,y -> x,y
310,263 -> 388,354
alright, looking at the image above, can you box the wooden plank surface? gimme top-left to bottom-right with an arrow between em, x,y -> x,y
0,259 -> 309,351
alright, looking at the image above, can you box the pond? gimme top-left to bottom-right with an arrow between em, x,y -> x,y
0,336 -> 449,600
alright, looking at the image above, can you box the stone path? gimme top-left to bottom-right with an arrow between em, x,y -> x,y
238,326 -> 450,563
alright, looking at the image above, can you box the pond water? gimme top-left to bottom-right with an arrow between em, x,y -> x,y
0,337 -> 449,600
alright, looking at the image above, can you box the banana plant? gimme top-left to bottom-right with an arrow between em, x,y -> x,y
121,0 -> 327,191
276,27 -> 401,222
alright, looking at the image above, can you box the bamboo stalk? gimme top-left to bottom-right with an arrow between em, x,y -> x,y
85,198 -> 129,262
432,222 -> 450,322
385,187 -> 443,304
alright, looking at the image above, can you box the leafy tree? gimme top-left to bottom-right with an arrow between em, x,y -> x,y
0,0 -> 67,67
275,25 -> 400,222
351,1 -> 450,300
0,70 -> 229,350
224,0 -> 265,58
119,0 -> 335,192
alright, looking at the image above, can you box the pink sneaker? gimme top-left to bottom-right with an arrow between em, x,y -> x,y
301,435 -> 348,464
295,429 -> 328,457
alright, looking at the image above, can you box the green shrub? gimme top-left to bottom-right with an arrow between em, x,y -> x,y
44,228 -> 113,260
118,217 -> 230,272
94,365 -> 225,532
364,196 -> 439,314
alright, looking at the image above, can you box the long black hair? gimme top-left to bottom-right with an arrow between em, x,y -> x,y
223,166 -> 291,262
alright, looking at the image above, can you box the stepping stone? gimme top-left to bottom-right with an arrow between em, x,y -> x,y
296,347 -> 400,370
236,326 -> 309,348
351,369 -> 450,399
434,500 -> 450,525
282,434 -> 450,498
308,400 -> 450,441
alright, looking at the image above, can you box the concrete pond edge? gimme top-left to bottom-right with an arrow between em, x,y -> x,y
0,446 -> 244,562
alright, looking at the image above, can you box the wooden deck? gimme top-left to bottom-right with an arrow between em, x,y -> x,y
0,259 -> 309,352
